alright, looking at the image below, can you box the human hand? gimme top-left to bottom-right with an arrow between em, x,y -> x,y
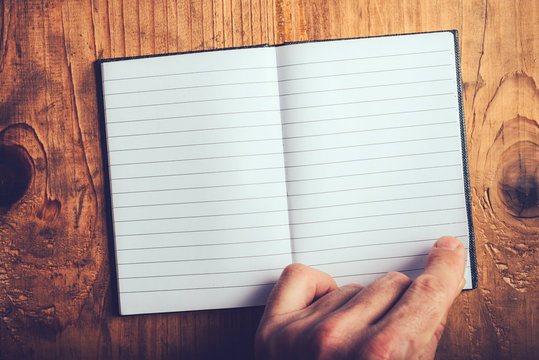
255,236 -> 467,360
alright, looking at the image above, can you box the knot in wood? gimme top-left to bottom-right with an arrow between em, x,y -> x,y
497,141 -> 539,219
0,145 -> 33,208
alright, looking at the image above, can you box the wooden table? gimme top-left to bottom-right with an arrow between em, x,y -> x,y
0,0 -> 537,359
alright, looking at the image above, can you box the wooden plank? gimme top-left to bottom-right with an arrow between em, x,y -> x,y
0,0 -> 536,359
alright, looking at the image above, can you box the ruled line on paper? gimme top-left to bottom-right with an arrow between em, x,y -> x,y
285,133 -> 456,144
106,106 -> 454,130
285,164 -> 461,184
115,204 -> 461,225
114,180 -> 287,194
291,221 -> 467,240
291,235 -> 468,254
106,94 -> 280,110
287,193 -> 463,212
279,92 -> 454,112
284,120 -> 456,139
278,78 -> 453,96
115,223 -> 290,237
119,282 -> 276,294
278,64 -> 452,83
114,217 -> 467,239
107,123 -> 282,139
277,49 -> 452,68
331,265 -> 472,280
108,106 -> 456,138
106,80 -> 279,95
309,248 -> 469,267
118,251 -> 292,265
118,250 -> 464,291
108,137 -> 283,153
116,244 -> 457,280
109,135 -> 457,167
310,253 -> 430,267
112,179 -> 462,209
115,208 -> 289,223
108,64 -> 452,95
109,150 -> 460,181
119,267 -> 286,279
287,179 -> 463,198
112,129 -> 455,149
309,247 -> 470,266
110,165 -> 284,180
108,129 -> 457,161
113,194 -> 288,209
105,91 -> 453,125
113,164 -> 461,194
120,265 -> 473,294
116,233 -> 468,254
284,150 -> 460,170
110,152 -> 284,167
105,108 -> 282,124
104,50 -> 451,83
107,107 -> 454,149
119,265 -> 471,293
332,268 -> 425,279
104,65 -> 277,82
288,207 -> 466,227
116,193 -> 462,224
115,206 -> 465,240
118,261 -> 469,294
107,78 -> 453,101
117,237 -> 292,251
281,107 -> 456,125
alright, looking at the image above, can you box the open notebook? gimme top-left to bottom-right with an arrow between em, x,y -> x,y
99,31 -> 477,315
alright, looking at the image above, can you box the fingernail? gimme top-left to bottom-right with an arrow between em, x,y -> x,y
434,236 -> 461,250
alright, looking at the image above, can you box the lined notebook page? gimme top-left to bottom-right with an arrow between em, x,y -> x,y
101,47 -> 293,315
276,32 -> 473,288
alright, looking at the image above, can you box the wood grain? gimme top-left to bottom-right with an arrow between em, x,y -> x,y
0,0 -> 536,359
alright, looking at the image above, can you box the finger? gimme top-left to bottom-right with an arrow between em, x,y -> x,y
418,308 -> 451,360
279,284 -> 363,330
337,272 -> 412,324
264,264 -> 338,316
422,236 -> 467,287
304,272 -> 412,339
419,277 -> 465,360
375,236 -> 466,357
304,284 -> 363,317
258,284 -> 363,356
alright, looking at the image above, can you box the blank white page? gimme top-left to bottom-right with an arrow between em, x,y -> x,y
276,32 -> 474,288
101,47 -> 292,315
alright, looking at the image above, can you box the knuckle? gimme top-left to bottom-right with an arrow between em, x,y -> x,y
255,322 -> 280,359
411,274 -> 448,302
310,319 -> 345,355
268,321 -> 304,355
337,283 -> 363,295
281,263 -> 309,279
281,321 -> 304,340
359,328 -> 399,360
255,322 -> 275,347
342,283 -> 363,290
385,271 -> 413,287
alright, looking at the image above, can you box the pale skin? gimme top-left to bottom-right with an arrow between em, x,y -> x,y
255,236 -> 467,360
